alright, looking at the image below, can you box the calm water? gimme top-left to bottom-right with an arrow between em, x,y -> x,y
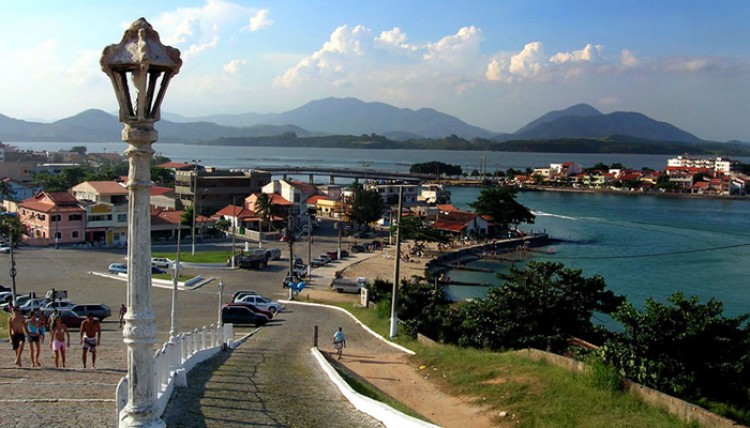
10,141 -> 750,317
449,187 -> 750,318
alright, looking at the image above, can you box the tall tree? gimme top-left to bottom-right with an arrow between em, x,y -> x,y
600,292 -> 750,414
469,186 -> 535,231
459,261 -> 624,352
347,185 -> 384,226
0,212 -> 23,244
0,180 -> 17,201
254,193 -> 272,233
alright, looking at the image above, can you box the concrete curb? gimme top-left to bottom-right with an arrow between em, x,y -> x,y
280,300 -> 415,355
310,347 -> 440,428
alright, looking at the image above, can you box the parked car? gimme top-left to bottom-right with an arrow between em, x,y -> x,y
231,290 -> 259,301
151,257 -> 173,268
151,266 -> 167,274
264,248 -> 282,261
0,243 -> 10,254
350,244 -> 366,253
221,305 -> 268,327
235,294 -> 283,314
42,307 -> 87,328
71,303 -> 112,321
224,302 -> 274,320
44,301 -> 77,310
108,263 -> 127,274
310,258 -> 328,268
18,298 -> 51,315
319,254 -> 333,264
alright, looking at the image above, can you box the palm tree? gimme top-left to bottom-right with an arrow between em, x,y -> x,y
0,180 -> 16,202
254,193 -> 272,234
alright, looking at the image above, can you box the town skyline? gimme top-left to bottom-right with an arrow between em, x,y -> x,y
1,0 -> 749,142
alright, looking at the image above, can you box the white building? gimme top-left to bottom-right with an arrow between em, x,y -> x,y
667,156 -> 735,174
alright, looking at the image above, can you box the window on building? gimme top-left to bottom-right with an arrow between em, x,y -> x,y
55,232 -> 62,240
69,214 -> 83,221
117,214 -> 127,222
72,231 -> 79,238
51,214 -> 61,222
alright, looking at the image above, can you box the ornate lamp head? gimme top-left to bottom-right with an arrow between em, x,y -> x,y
100,18 -> 182,124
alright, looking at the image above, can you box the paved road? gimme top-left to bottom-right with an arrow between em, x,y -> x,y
0,220 -> 383,427
162,305 -> 383,427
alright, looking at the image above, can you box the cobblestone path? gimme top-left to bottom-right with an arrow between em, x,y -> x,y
161,304 -> 384,427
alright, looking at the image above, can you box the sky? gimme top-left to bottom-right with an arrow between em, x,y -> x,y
0,0 -> 749,142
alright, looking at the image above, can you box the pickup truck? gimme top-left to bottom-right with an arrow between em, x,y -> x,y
330,277 -> 367,293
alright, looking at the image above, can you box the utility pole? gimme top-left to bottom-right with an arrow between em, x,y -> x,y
191,159 -> 200,256
389,186 -> 403,339
287,212 -> 295,300
307,212 -> 312,277
231,195 -> 237,269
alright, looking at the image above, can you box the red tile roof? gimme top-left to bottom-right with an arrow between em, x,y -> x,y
81,181 -> 128,195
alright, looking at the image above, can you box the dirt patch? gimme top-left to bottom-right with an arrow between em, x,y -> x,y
306,248 -> 515,428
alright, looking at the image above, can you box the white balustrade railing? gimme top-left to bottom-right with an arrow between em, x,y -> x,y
116,322 -> 235,424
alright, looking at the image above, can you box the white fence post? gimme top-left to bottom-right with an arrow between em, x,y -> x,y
193,328 -> 199,354
201,326 -> 207,350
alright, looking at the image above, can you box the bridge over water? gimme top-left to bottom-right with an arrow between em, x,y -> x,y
250,166 -> 434,184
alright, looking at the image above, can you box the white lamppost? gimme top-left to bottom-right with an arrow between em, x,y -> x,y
191,159 -> 200,256
101,17 -> 181,428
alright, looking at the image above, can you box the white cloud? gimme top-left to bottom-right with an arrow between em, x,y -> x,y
620,49 -> 639,68
376,27 -> 407,47
247,9 -> 273,32
223,59 -> 247,74
509,42 -> 545,77
153,0 -> 257,58
275,25 -> 483,94
549,43 -> 604,63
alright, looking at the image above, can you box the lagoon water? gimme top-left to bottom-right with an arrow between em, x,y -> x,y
10,141 -> 750,317
449,187 -> 750,318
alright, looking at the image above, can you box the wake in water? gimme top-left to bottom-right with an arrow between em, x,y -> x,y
532,210 -> 578,221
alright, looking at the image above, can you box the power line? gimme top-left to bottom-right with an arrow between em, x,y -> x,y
534,242 -> 750,260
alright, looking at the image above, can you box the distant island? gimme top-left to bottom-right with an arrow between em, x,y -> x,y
195,134 -> 750,157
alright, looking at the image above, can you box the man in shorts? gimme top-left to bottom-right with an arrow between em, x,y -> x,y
333,327 -> 346,360
8,306 -> 29,367
80,314 -> 101,369
50,317 -> 70,368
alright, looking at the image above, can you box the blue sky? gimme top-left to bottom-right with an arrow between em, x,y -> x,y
1,0 -> 748,141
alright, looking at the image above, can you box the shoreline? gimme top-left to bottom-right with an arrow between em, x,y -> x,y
519,185 -> 750,201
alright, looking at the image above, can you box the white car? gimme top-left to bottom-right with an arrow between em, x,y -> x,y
151,257 -> 173,268
0,243 -> 11,254
235,294 -> 283,314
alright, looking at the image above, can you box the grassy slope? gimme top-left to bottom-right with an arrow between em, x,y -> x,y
327,302 -> 696,428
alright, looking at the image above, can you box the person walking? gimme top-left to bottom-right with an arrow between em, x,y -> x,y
118,304 -> 126,329
27,310 -> 43,367
8,306 -> 29,367
80,314 -> 101,369
50,317 -> 70,368
332,327 -> 346,360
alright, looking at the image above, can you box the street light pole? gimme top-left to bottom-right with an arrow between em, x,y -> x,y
231,196 -> 237,269
169,227 -> 181,339
191,159 -> 200,256
54,205 -> 59,249
390,186 -> 403,339
101,18 -> 181,428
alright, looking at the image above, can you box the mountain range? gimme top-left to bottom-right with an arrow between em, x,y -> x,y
0,97 -> 740,146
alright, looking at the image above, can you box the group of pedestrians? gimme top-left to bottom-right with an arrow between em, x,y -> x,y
7,306 -> 101,369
